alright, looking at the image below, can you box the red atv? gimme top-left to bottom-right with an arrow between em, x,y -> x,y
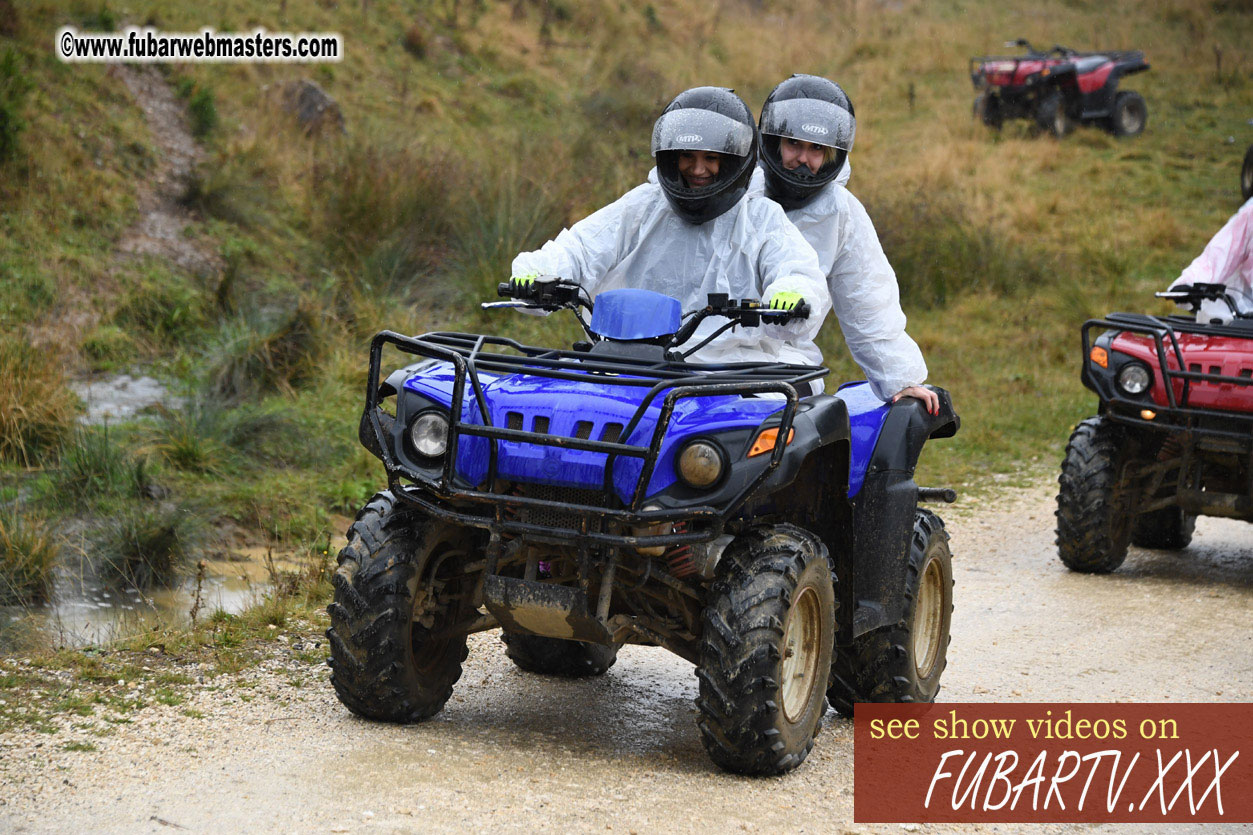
1057,284 -> 1253,573
971,39 -> 1150,138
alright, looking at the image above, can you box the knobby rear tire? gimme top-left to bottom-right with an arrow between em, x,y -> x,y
827,510 -> 953,716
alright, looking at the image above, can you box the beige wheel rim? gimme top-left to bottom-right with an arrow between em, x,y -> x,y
780,585 -> 822,723
913,555 -> 945,679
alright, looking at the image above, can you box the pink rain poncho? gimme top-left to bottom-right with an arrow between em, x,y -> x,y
1169,197 -> 1253,322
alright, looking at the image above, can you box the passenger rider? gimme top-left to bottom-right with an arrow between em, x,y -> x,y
754,74 -> 939,414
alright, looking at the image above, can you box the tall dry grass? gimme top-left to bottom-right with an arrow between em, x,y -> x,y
0,505 -> 59,605
0,335 -> 78,466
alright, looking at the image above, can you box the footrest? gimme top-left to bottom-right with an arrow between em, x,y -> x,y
483,575 -> 611,643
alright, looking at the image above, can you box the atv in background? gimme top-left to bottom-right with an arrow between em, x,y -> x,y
1057,283 -> 1253,573
1242,143 -> 1252,201
971,39 -> 1150,138
328,277 -> 959,775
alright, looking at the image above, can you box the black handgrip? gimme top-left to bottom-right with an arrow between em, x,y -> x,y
497,282 -> 512,298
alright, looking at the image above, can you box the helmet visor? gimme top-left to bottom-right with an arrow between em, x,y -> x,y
760,98 -> 855,151
651,109 -> 755,157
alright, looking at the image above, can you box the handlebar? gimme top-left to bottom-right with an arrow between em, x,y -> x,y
489,281 -> 811,353
1155,283 -> 1246,318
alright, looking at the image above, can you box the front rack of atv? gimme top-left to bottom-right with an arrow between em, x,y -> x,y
364,330 -> 828,547
1083,313 -> 1253,443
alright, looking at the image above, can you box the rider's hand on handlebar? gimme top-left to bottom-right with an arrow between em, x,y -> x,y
767,291 -> 805,312
509,274 -> 539,298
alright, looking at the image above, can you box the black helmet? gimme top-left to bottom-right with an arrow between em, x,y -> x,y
758,75 -> 856,210
651,87 -> 758,225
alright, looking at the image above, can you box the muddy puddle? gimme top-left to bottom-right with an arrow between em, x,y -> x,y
0,556 -> 277,652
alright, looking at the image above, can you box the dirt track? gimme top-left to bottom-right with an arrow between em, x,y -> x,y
2,480 -> 1251,834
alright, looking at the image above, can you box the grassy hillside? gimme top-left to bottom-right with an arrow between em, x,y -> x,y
1,0 -> 1251,602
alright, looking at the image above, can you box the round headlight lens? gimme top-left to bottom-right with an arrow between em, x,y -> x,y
677,440 -> 724,489
1116,362 -> 1152,396
409,411 -> 449,458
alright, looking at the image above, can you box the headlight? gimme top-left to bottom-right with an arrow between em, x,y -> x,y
1116,362 -> 1152,396
677,440 -> 725,490
409,410 -> 449,458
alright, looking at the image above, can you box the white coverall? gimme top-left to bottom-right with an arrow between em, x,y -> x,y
748,167 -> 928,401
511,181 -> 832,370
1168,196 -> 1253,323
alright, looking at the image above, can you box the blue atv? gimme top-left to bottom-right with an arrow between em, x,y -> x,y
327,277 -> 959,775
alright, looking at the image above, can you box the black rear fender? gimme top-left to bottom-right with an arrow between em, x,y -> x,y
849,388 -> 958,639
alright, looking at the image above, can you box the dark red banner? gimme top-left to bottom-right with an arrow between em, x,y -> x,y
854,703 -> 1253,823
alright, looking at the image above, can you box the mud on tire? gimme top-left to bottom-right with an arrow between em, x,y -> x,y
1056,417 -> 1135,573
1131,506 -> 1196,551
827,510 -> 953,717
696,525 -> 835,776
326,491 -> 474,723
502,632 -> 619,677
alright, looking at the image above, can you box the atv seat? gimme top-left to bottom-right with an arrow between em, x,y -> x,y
1073,55 -> 1109,74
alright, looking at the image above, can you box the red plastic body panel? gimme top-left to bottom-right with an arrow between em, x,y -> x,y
1112,331 -> 1253,411
1077,63 -> 1113,93
979,58 -> 1048,87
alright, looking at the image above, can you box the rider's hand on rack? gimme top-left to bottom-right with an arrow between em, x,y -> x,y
892,385 -> 940,416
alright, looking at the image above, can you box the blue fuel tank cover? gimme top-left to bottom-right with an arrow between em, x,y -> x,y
589,288 -> 682,341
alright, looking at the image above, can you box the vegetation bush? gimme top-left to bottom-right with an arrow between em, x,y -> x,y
110,265 -> 209,345
313,140 -> 459,297
146,397 -> 296,473
0,47 -> 31,164
0,505 -> 58,605
175,77 -> 217,138
55,425 -> 151,504
93,502 -> 203,588
870,189 -> 1064,306
0,335 -> 78,466
205,301 -> 323,403
181,144 -> 275,228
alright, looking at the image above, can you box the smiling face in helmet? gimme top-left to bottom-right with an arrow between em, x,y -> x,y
650,86 -> 758,224
677,150 -> 722,188
758,75 -> 855,210
779,138 -> 835,175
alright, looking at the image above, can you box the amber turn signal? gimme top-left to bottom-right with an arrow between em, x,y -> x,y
1140,409 -> 1157,420
1089,346 -> 1109,369
748,427 -> 795,458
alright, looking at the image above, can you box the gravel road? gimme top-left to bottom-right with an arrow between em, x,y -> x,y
2,480 -> 1250,834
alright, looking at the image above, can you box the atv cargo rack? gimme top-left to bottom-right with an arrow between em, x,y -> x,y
1082,313 -> 1253,444
364,330 -> 829,547
970,48 -> 1147,86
